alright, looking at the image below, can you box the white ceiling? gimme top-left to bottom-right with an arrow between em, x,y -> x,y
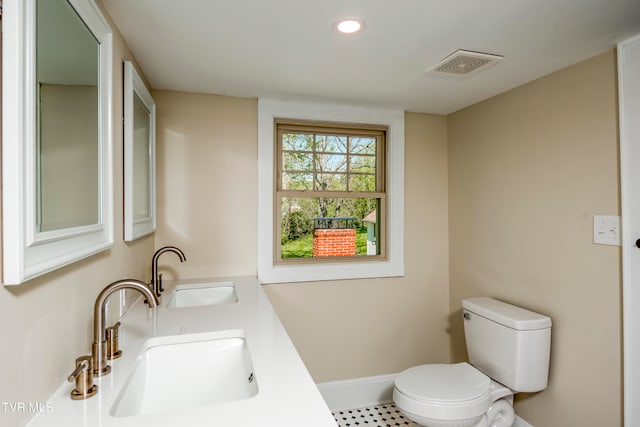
102,0 -> 640,115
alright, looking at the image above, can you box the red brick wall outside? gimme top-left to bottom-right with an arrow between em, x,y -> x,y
313,229 -> 357,257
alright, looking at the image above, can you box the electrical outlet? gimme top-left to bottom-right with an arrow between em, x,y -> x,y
593,215 -> 620,246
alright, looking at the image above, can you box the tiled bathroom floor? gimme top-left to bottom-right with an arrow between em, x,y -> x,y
332,402 -> 417,426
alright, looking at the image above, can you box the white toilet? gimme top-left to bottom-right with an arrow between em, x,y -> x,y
393,297 -> 552,427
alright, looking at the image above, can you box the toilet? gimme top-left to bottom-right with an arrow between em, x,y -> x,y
393,297 -> 552,427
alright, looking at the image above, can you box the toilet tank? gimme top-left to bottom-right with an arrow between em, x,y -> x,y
462,297 -> 552,393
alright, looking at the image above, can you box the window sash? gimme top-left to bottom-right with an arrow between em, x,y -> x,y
276,122 -> 386,194
275,194 -> 387,264
274,119 -> 387,264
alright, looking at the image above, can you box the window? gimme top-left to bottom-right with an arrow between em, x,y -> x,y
276,121 -> 386,262
257,99 -> 404,283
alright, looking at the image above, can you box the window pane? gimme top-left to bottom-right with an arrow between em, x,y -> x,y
283,151 -> 313,172
317,135 -> 347,153
316,153 -> 347,173
280,197 -> 381,259
283,172 -> 313,190
350,137 -> 376,155
314,172 -> 347,191
349,174 -> 376,192
349,155 -> 376,174
283,132 -> 314,151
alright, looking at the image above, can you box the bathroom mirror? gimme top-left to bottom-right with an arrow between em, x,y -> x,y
123,61 -> 156,241
2,0 -> 113,284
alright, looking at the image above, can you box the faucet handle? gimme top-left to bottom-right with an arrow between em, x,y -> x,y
158,273 -> 164,294
68,356 -> 98,400
106,321 -> 122,360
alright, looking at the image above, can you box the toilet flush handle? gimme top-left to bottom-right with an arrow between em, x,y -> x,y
462,311 -> 471,320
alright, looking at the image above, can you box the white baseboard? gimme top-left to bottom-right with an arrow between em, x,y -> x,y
316,373 -> 396,411
316,374 -> 533,426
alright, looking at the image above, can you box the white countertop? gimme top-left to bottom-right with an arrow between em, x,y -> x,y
26,276 -> 337,427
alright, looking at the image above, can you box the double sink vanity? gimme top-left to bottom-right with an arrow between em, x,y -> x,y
26,277 -> 337,426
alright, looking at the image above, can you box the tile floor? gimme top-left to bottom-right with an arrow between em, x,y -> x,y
332,402 -> 417,426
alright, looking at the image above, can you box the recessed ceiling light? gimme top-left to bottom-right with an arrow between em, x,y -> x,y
334,18 -> 365,34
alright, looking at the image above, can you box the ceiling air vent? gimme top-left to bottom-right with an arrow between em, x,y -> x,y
427,50 -> 503,76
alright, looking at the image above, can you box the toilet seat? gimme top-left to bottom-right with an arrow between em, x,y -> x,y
393,363 -> 493,421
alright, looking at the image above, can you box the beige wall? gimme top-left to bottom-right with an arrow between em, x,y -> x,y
153,91 -> 258,278
153,96 -> 451,382
0,6 -> 154,427
448,50 -> 621,426
265,113 -> 450,382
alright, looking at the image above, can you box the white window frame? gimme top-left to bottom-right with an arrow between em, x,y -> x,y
258,99 -> 405,283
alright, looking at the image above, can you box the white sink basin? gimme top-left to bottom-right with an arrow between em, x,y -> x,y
165,281 -> 238,308
110,330 -> 258,417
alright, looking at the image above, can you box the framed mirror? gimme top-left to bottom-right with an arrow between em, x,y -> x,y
2,0 -> 113,285
123,61 -> 156,241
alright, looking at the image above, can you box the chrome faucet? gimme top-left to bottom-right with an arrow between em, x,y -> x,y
151,246 -> 187,297
92,279 -> 159,376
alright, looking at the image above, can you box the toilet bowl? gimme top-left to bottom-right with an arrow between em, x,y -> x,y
393,363 -> 514,427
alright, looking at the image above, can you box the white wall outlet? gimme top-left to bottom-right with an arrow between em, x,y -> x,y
593,215 -> 621,246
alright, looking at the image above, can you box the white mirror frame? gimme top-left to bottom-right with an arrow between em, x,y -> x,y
2,0 -> 113,285
123,61 -> 156,241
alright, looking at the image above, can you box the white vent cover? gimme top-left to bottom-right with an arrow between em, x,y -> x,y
427,50 -> 503,76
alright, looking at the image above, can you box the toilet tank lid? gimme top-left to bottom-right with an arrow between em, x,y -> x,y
462,297 -> 552,330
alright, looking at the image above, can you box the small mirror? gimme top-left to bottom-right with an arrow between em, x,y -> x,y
123,61 -> 156,241
2,0 -> 113,284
